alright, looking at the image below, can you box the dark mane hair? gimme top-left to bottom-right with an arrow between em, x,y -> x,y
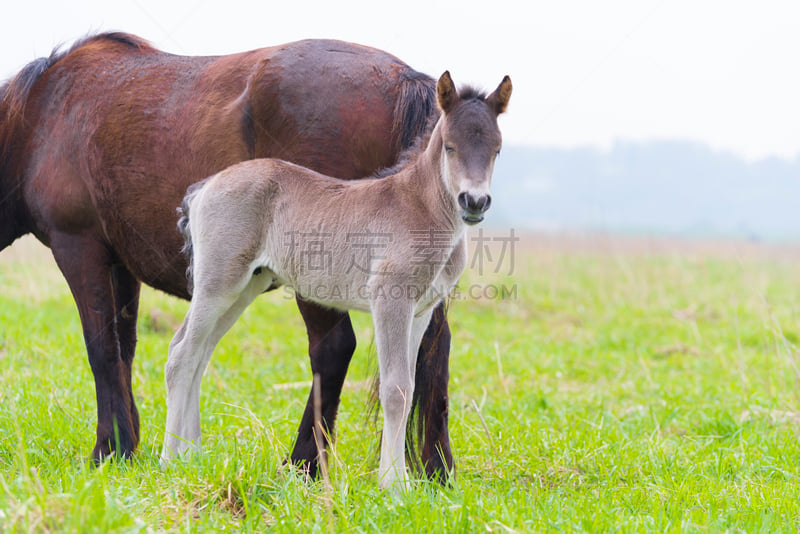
374,112 -> 438,179
1,32 -> 151,168
457,85 -> 489,102
0,32 -> 153,246
393,68 -> 438,152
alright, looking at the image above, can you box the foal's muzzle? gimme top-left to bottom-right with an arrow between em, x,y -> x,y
458,191 -> 492,225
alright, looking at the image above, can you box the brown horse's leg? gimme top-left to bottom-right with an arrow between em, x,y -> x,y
415,302 -> 454,483
290,298 -> 356,477
112,264 -> 142,446
50,234 -> 137,461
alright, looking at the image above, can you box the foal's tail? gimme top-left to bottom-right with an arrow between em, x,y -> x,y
177,179 -> 208,295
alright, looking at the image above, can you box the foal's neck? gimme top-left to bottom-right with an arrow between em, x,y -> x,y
392,123 -> 461,234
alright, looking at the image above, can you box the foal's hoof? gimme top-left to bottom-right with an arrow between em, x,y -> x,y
379,476 -> 412,496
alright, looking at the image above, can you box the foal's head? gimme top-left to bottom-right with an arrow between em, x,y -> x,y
436,71 -> 512,225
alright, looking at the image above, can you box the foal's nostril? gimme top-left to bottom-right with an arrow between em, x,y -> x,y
459,192 -> 492,213
457,191 -> 469,210
469,194 -> 491,212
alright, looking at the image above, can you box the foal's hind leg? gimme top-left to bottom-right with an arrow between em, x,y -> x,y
50,234 -> 137,461
290,300 -> 357,477
162,277 -> 264,460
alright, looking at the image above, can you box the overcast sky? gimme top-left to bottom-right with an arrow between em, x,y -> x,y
2,0 -> 798,162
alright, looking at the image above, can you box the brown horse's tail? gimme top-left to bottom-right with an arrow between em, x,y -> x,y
406,302 -> 454,483
392,68 -> 439,155
177,179 -> 208,295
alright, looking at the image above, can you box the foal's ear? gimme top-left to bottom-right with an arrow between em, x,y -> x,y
437,71 -> 458,113
487,75 -> 512,115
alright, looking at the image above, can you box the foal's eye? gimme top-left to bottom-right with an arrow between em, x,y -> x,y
445,145 -> 455,154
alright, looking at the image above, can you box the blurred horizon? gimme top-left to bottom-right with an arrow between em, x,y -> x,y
489,139 -> 799,243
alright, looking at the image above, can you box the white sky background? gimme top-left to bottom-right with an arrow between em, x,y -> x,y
1,0 -> 798,162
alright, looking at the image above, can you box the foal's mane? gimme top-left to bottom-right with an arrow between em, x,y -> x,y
373,84 -> 490,180
0,32 -> 152,170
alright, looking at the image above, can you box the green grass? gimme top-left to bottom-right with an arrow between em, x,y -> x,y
1,234 -> 799,532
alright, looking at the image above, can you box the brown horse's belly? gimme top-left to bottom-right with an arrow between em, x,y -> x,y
101,189 -> 194,300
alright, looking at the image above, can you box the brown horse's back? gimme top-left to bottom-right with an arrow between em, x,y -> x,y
4,33 -> 435,298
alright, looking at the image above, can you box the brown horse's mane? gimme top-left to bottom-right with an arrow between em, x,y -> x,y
374,84 -> 488,180
0,32 -> 151,171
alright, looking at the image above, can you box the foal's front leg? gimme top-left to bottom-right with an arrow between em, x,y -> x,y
373,297 -> 414,490
373,296 -> 434,490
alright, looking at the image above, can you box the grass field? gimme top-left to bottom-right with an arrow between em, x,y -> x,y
1,233 -> 799,532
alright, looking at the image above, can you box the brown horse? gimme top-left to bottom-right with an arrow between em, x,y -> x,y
162,71 -> 511,489
0,32 -> 453,481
